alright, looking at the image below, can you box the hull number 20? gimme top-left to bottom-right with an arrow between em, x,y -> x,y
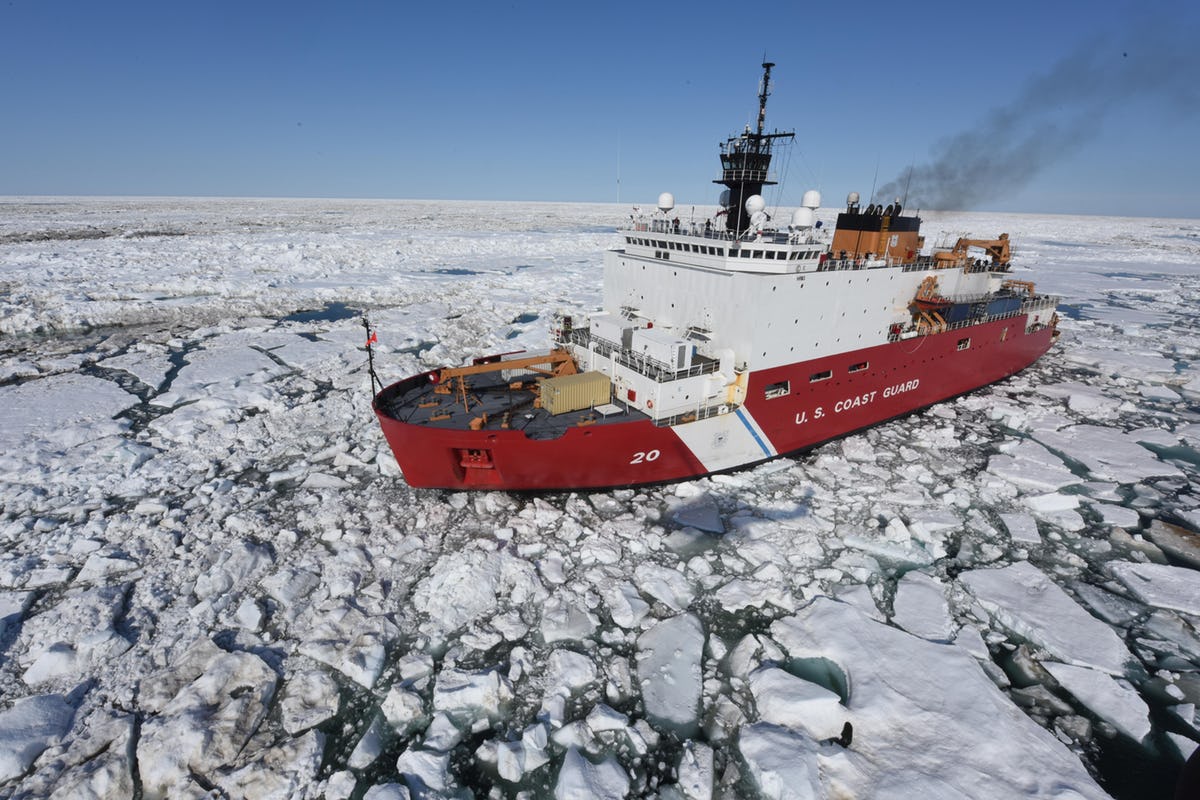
630,449 -> 661,464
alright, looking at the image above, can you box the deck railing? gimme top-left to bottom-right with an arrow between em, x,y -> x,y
567,328 -> 720,383
885,295 -> 1060,342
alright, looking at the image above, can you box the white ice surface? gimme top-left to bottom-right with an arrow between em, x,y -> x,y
770,598 -> 1109,799
2,200 -> 1196,798
1042,662 -> 1152,743
891,571 -> 954,642
959,561 -> 1132,675
636,613 -> 705,736
1109,561 -> 1200,616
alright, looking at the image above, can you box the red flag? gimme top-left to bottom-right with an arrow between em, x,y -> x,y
366,331 -> 378,347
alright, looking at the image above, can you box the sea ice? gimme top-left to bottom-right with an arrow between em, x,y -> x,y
137,650 -> 277,799
349,715 -> 388,769
1144,519 -> 1200,569
395,747 -> 453,795
675,740 -> 714,800
736,723 -> 820,800
999,512 -> 1042,545
747,666 -> 847,740
17,584 -> 132,686
381,685 -> 427,736
0,694 -> 75,783
1035,424 -> 1183,485
770,598 -> 1109,798
891,571 -> 954,642
554,747 -> 629,800
216,729 -> 325,800
636,613 -> 705,736
279,669 -> 340,735
986,439 -> 1079,492
1109,560 -> 1200,617
959,560 -> 1132,675
1043,662 -> 1152,742
3,200 -> 1197,798
432,666 -> 513,724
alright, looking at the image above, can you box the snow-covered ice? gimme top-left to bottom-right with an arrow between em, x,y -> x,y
959,561 -> 1133,675
1,199 -> 1198,798
1042,662 -> 1152,743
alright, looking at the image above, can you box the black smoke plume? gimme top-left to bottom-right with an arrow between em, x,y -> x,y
874,28 -> 1198,211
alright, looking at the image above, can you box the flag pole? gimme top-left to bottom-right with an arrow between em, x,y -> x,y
362,314 -> 382,396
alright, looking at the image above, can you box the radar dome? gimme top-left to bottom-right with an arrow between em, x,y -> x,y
718,189 -> 731,207
791,208 -> 815,229
801,190 -> 821,210
847,191 -> 860,205
657,192 -> 675,214
744,194 -> 766,215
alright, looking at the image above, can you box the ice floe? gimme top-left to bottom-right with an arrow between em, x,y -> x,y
959,560 -> 1133,675
2,200 -> 1198,798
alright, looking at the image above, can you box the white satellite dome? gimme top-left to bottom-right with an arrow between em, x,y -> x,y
847,191 -> 860,206
657,192 -> 675,214
744,194 -> 766,215
801,190 -> 821,210
791,207 -> 815,229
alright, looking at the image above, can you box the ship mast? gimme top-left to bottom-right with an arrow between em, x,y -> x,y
715,62 -> 795,237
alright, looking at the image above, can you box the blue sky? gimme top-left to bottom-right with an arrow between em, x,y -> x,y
2,0 -> 1197,217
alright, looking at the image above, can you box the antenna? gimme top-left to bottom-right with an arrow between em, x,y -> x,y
757,61 -> 775,136
902,163 -> 913,208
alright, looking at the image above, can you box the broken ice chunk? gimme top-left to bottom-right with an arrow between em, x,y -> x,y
280,669 -> 340,735
747,666 -> 847,740
1043,662 -> 1151,743
1109,561 -> 1200,617
959,561 -> 1132,675
891,571 -> 953,642
0,694 -> 75,783
553,747 -> 629,800
636,613 -> 705,736
999,513 -> 1042,546
737,722 -> 820,800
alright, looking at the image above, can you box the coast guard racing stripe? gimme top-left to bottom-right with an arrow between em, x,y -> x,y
670,406 -> 778,472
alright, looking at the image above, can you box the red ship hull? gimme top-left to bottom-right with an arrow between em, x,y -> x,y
374,316 -> 1056,491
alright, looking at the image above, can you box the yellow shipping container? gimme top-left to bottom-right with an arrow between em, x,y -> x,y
540,371 -> 611,415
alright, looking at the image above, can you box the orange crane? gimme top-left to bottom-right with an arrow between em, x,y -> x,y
431,349 -> 579,413
933,233 -> 1012,268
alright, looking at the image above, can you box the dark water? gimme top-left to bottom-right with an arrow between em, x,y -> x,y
283,301 -> 359,324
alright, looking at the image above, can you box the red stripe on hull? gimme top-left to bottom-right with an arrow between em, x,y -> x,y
375,318 -> 1055,490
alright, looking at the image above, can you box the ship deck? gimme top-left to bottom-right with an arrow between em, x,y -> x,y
375,369 -> 649,440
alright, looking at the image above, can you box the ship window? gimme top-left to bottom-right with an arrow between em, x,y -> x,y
740,250 -> 751,258
809,370 -> 832,383
752,250 -> 763,259
957,337 -> 971,351
764,381 -> 790,399
717,248 -> 725,256
849,361 -> 869,373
